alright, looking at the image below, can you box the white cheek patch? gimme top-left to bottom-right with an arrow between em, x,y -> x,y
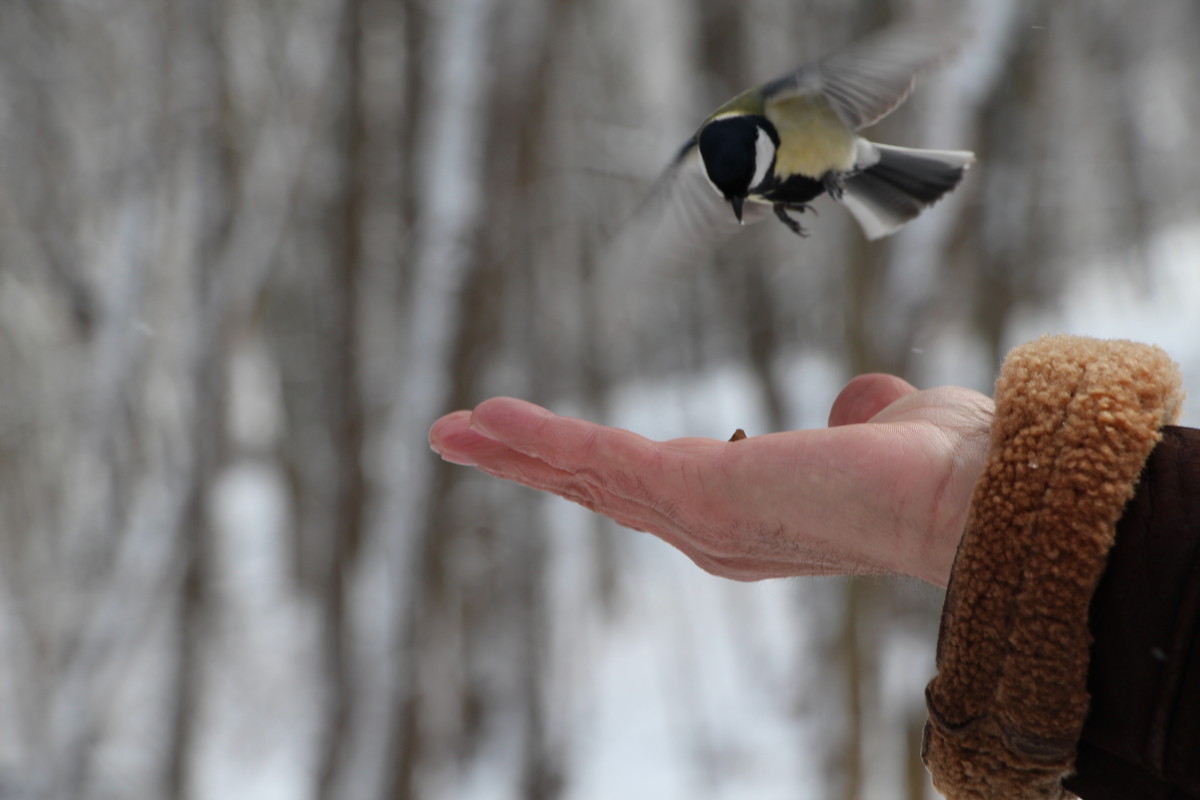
750,127 -> 776,191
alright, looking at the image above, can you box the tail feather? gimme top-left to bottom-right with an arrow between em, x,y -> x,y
838,143 -> 974,240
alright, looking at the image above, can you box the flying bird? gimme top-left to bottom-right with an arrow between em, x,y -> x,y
658,20 -> 975,243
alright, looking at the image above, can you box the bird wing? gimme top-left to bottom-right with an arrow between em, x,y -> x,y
602,140 -> 768,277
761,18 -> 969,131
590,142 -> 770,361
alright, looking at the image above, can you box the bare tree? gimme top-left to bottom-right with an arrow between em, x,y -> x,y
2,1 -> 1199,798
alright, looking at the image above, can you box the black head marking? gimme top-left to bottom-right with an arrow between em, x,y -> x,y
696,115 -> 779,221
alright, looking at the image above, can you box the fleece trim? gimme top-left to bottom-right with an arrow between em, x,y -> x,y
922,335 -> 1184,800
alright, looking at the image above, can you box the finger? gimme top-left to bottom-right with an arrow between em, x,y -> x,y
429,411 -> 485,465
432,404 -> 678,533
472,447 -> 659,525
828,373 -> 919,426
432,417 -> 566,476
440,399 -> 820,580
468,397 -> 659,482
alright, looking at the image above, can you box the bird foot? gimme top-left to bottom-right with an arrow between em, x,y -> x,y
773,203 -> 813,237
823,175 -> 845,201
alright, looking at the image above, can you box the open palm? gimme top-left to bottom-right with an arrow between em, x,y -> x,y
429,374 -> 993,587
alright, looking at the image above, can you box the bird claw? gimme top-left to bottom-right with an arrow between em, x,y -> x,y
773,203 -> 812,237
823,175 -> 845,201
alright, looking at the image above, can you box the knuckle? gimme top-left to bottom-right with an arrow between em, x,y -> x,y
570,464 -> 649,505
560,482 -> 604,512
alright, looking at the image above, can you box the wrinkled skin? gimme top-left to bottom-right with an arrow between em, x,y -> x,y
429,374 -> 994,588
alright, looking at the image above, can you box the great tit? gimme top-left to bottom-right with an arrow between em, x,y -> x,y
667,20 -> 975,241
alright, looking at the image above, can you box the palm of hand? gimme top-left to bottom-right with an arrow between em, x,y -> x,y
429,374 -> 993,587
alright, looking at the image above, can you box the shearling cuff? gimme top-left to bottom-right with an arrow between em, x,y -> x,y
922,335 -> 1184,799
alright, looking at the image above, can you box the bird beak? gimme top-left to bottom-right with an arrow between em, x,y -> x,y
730,196 -> 745,224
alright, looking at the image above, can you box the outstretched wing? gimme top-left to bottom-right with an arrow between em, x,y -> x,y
760,18 -> 969,131
602,139 -> 768,277
589,141 -> 770,367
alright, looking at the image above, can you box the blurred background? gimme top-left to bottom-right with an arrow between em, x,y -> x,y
3,0 -> 1200,798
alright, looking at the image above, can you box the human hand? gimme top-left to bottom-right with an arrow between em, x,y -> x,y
428,374 -> 994,587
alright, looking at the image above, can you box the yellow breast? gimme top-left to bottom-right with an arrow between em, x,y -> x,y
767,96 -> 857,179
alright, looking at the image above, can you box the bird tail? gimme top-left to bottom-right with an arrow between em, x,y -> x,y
837,142 -> 974,240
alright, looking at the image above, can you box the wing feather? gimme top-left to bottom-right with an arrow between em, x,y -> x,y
602,142 -> 768,278
761,18 -> 969,131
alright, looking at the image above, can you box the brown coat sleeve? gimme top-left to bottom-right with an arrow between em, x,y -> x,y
921,335 -> 1185,800
1063,425 -> 1200,799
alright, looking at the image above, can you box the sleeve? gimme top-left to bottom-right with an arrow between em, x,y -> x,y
1063,426 -> 1200,800
920,335 -> 1186,800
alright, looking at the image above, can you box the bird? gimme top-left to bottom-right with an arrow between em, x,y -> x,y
659,20 -> 975,243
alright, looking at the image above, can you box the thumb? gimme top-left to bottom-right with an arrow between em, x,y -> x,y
828,374 -> 919,427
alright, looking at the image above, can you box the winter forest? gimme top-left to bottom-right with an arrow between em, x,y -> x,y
4,0 -> 1200,798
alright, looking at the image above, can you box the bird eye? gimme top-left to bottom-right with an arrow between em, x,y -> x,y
750,127 -> 776,191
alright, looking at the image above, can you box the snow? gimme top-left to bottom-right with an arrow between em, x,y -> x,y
1007,221 -> 1200,423
198,461 -> 321,800
545,502 -> 822,800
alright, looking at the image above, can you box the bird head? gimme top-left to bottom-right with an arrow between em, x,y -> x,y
696,115 -> 778,223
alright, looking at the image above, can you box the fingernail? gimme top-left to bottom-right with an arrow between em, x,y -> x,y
467,417 -> 493,438
429,431 -> 478,467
